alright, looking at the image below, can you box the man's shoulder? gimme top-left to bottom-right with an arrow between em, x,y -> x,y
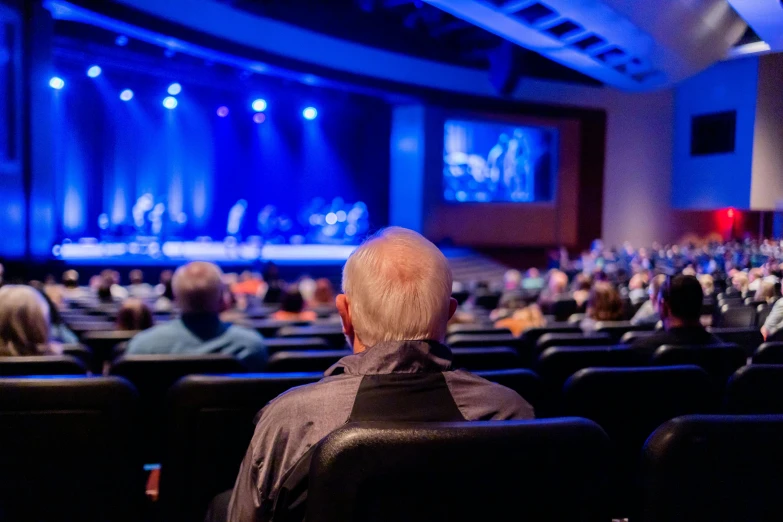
264,373 -> 361,418
224,324 -> 265,345
127,321 -> 182,353
443,369 -> 535,420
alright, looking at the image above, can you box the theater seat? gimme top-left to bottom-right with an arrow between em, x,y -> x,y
652,344 -> 746,387
447,333 -> 524,350
620,330 -> 656,344
0,376 -> 143,521
474,369 -> 541,410
162,373 -> 322,521
304,419 -> 611,522
0,354 -> 87,376
110,354 -> 247,461
550,299 -> 578,322
248,319 -> 311,338
752,342 -> 783,364
450,347 -> 521,371
641,415 -> 783,522
446,324 -> 511,336
707,327 -> 764,356
473,292 -> 502,310
81,330 -> 140,371
757,304 -> 771,327
264,337 -> 330,354
265,350 -> 351,373
718,305 -> 756,328
277,325 -> 347,348
594,321 -> 655,343
725,365 -> 783,414
536,332 -> 612,353
563,366 -> 716,517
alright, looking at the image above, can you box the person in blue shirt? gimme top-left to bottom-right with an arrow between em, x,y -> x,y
126,261 -> 267,370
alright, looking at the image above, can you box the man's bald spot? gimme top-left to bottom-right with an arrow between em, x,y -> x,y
172,261 -> 224,313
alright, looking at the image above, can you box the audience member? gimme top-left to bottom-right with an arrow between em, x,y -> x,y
154,274 -> 176,313
0,285 -> 57,356
571,273 -> 592,310
232,271 -> 265,297
262,263 -> 284,304
631,274 -> 665,326
225,227 -> 534,521
271,286 -> 317,322
310,278 -> 335,307
755,280 -> 778,304
126,262 -> 267,370
127,269 -> 154,298
538,270 -> 570,313
630,275 -> 721,358
698,273 -> 715,298
61,269 -> 89,300
29,281 -> 79,344
521,268 -> 545,291
732,271 -> 750,296
494,303 -> 546,337
580,281 -> 623,332
116,298 -> 154,331
626,273 -> 648,305
761,294 -> 783,341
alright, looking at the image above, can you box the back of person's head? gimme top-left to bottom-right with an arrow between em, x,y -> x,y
548,270 -> 568,294
755,281 -> 778,303
574,273 -> 592,292
698,274 -> 715,296
159,269 -> 173,285
280,286 -> 306,314
313,278 -> 334,305
341,227 -> 454,347
129,269 -> 144,285
172,261 -> 224,314
503,269 -> 522,290
660,274 -> 703,323
732,271 -> 749,292
28,281 -> 64,327
0,285 -> 50,356
62,269 -> 79,289
586,281 -> 623,321
116,298 -> 154,331
649,273 -> 666,302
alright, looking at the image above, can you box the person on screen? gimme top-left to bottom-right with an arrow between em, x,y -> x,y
487,133 -> 509,196
505,129 -> 533,201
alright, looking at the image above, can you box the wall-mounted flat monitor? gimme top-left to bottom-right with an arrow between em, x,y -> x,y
690,110 -> 736,156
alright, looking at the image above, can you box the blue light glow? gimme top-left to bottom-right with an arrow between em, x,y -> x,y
119,89 -> 134,101
87,65 -> 102,78
115,35 -> 129,47
49,77 -> 65,90
251,99 -> 267,112
162,96 -> 178,109
303,107 -> 318,120
167,83 -> 182,95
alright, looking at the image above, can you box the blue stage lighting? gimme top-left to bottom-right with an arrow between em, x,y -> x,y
49,77 -> 65,90
119,89 -> 134,101
303,107 -> 318,120
87,65 -> 102,78
251,99 -> 267,112
167,83 -> 182,95
162,96 -> 178,109
217,106 -> 229,117
115,35 -> 129,47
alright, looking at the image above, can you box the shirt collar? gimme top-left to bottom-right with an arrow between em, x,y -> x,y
325,340 -> 453,376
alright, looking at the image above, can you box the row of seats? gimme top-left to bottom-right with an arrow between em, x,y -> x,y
2,372 -> 782,521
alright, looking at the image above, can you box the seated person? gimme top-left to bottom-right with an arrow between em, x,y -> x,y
271,286 -> 317,322
631,274 -> 666,326
571,273 -> 592,310
226,227 -> 534,522
627,273 -> 648,305
116,298 -> 154,331
0,285 -> 59,356
580,281 -> 624,332
537,270 -> 570,313
630,275 -> 721,358
761,294 -> 783,341
29,281 -> 79,344
126,269 -> 154,299
310,278 -> 335,307
126,262 -> 267,370
494,303 -> 546,337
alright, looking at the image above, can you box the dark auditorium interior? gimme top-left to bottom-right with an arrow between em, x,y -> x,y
4,0 -> 783,521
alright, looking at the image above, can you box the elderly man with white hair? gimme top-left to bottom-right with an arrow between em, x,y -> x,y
126,261 -> 266,370
224,227 -> 533,522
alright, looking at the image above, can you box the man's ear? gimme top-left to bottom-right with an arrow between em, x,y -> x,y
336,294 -> 353,339
448,297 -> 458,321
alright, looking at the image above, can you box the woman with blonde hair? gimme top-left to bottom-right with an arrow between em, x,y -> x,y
494,303 -> 547,337
0,285 -> 56,356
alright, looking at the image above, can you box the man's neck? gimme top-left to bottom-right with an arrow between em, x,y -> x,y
665,317 -> 702,330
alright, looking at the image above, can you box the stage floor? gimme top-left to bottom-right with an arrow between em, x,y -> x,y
55,241 -> 357,266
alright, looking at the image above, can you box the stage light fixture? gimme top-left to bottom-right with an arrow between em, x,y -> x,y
119,89 -> 134,101
87,65 -> 102,78
167,83 -> 182,95
49,77 -> 65,89
303,107 -> 318,120
253,113 -> 266,124
162,96 -> 178,109
217,106 -> 230,117
251,99 -> 267,112
115,35 -> 129,47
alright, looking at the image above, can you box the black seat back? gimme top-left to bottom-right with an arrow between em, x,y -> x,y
0,377 -> 142,521
446,324 -> 510,336
620,330 -> 656,344
474,369 -> 541,411
652,344 -> 746,388
474,292 -> 502,310
248,319 -> 311,338
708,327 -> 764,356
110,354 -> 247,461
81,330 -> 140,371
266,350 -> 350,373
641,415 -> 783,522
536,332 -> 612,352
162,373 -> 322,521
0,354 -> 87,376
450,347 -> 521,370
752,342 -> 783,364
264,337 -> 330,355
595,321 -> 654,343
718,305 -> 756,328
563,366 -> 716,517
306,419 -> 611,522
550,299 -> 578,321
447,333 -> 523,349
277,325 -> 347,348
725,365 -> 783,414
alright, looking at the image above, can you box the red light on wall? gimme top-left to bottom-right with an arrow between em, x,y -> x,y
727,208 -> 735,219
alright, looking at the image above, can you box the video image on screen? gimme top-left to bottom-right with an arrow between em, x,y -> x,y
444,119 -> 557,203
